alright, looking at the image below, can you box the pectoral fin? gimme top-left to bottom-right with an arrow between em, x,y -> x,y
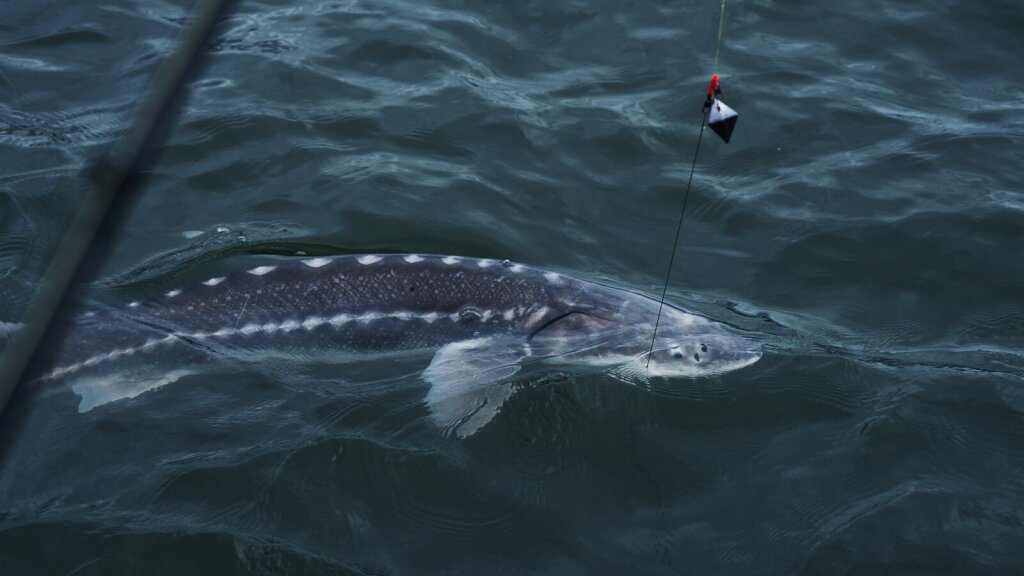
423,337 -> 526,438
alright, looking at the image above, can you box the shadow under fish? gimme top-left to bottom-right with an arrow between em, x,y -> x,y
11,254 -> 761,437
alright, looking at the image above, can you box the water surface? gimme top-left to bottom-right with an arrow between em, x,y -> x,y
1,0 -> 1022,573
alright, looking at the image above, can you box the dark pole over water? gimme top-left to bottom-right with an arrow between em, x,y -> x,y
0,0 -> 233,424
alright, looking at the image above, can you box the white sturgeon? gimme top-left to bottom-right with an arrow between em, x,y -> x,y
18,255 -> 761,437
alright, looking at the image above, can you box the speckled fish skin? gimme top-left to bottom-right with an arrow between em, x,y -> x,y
28,254 -> 761,414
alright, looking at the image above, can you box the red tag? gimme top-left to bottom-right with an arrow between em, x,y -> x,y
707,74 -> 720,97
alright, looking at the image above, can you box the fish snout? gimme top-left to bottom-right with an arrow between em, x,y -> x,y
648,332 -> 761,377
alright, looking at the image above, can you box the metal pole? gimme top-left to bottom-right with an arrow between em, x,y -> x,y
0,0 -> 232,422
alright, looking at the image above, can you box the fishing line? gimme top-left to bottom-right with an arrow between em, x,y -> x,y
632,6 -> 735,570
713,0 -> 727,72
645,115 -> 708,367
646,0 -> 732,368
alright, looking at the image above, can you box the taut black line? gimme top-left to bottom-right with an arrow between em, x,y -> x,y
646,112 -> 709,368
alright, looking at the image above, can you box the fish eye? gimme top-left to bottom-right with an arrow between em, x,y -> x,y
700,343 -> 708,353
670,347 -> 684,359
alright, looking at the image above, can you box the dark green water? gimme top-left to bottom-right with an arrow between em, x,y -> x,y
2,0 -> 1023,574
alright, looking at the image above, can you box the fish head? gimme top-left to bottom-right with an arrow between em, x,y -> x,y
528,296 -> 760,378
641,307 -> 761,377
644,329 -> 762,377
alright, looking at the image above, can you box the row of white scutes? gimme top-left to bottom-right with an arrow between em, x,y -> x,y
40,304 -> 531,382
167,255 -> 542,300
42,255 -> 567,382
